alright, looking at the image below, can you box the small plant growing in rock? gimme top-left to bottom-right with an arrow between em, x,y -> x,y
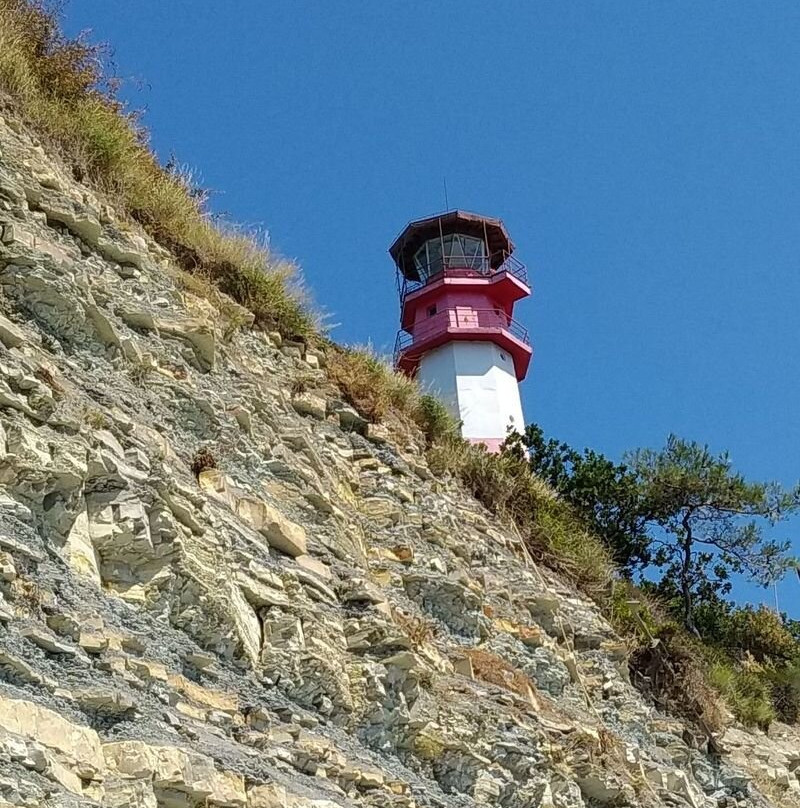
414,394 -> 459,445
83,407 -> 110,430
412,731 -> 447,761
290,374 -> 317,395
128,362 -> 153,385
327,346 -> 416,422
191,446 -> 217,479
9,576 -> 42,616
221,309 -> 253,343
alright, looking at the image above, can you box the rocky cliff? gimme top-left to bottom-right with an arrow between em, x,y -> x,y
0,112 -> 797,808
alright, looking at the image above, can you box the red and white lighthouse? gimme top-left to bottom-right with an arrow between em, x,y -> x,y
391,210 -> 532,452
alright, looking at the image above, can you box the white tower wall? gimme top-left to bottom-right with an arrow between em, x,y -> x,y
418,341 -> 525,448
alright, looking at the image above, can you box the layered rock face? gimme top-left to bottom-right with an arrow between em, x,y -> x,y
0,113 -> 797,808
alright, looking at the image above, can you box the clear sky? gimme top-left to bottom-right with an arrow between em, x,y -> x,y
63,1 -> 800,615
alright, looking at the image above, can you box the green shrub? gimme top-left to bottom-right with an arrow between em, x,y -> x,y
532,501 -> 614,596
723,606 -> 798,663
428,438 -> 547,523
709,660 -> 775,729
608,579 -> 663,641
732,671 -> 776,729
762,661 -> 800,724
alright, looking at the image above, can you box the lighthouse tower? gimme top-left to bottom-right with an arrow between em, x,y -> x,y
391,210 -> 532,452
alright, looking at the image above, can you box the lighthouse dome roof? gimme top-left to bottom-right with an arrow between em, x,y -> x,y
389,210 -> 514,278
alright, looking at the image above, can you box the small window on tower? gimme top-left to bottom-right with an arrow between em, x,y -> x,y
427,304 -> 437,317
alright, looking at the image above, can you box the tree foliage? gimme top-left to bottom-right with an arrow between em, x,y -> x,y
513,424 -> 653,571
515,426 -> 799,633
516,426 -> 799,635
722,605 -> 799,662
628,435 -> 798,634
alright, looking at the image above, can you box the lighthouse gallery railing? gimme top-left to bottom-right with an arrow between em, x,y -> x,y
393,307 -> 530,365
397,251 -> 529,302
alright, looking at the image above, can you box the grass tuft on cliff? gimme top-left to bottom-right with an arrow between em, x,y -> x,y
326,345 -> 460,444
0,0 -> 314,339
428,437 -> 615,597
327,347 -> 419,422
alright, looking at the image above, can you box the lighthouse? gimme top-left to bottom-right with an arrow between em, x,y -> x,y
391,210 -> 532,452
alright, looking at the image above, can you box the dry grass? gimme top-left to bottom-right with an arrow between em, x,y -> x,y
8,576 -> 43,616
465,647 -> 537,700
191,446 -> 217,479
82,406 -> 109,430
392,608 -> 436,648
0,0 -> 314,339
638,633 -> 727,735
608,581 -> 728,734
325,344 -> 462,450
167,266 -> 254,341
326,346 -> 418,423
751,771 -> 800,808
429,437 -> 615,598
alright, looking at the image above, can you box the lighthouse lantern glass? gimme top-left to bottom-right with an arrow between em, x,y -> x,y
413,234 -> 487,281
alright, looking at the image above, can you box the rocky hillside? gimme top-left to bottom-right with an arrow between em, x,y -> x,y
0,111 -> 798,808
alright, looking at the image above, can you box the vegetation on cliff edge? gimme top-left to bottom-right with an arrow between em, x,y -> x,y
500,425 -> 799,731
0,0 -> 314,338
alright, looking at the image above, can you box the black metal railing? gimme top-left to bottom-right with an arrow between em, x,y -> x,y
393,307 -> 530,366
397,251 -> 529,301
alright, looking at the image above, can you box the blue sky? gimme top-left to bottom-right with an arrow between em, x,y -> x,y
64,1 -> 800,615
